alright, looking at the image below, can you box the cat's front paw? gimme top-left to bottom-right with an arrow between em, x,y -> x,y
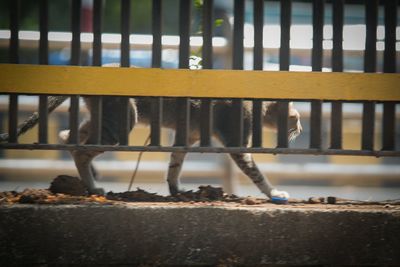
270,188 -> 289,204
88,187 -> 105,196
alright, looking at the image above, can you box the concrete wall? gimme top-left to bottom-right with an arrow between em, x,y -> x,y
1,203 -> 399,266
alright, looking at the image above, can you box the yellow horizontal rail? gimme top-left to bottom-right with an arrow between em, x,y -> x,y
0,64 -> 399,101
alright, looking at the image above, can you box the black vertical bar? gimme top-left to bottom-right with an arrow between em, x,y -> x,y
176,0 -> 191,147
38,96 -> 48,144
330,102 -> 342,149
70,0 -> 82,145
252,100 -> 263,147
68,96 -> 80,144
312,0 -> 324,72
202,0 -> 213,69
279,0 -> 291,71
179,0 -> 191,69
93,0 -> 102,66
39,0 -> 48,65
175,98 -> 190,146
121,0 -> 130,67
71,0 -> 81,66
118,0 -> 131,145
151,0 -> 163,146
382,103 -> 396,150
332,0 -> 343,72
152,0 -> 162,68
383,0 -> 397,73
38,0 -> 49,144
200,1 -> 213,146
381,0 -> 397,151
277,101 -> 289,148
88,97 -> 102,144
232,99 -> 244,147
364,0 -> 378,73
310,100 -> 322,149
361,102 -> 375,150
118,97 -> 130,146
232,1 -> 244,148
361,1 -> 378,151
92,0 -> 103,145
310,0 -> 324,149
330,0 -> 344,149
8,95 -> 18,143
200,99 -> 213,147
9,0 -> 19,64
233,0 -> 244,70
253,0 -> 264,70
150,97 -> 163,146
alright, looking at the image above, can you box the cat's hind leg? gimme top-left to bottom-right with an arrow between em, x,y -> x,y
166,152 -> 187,196
71,149 -> 104,195
229,153 -> 289,203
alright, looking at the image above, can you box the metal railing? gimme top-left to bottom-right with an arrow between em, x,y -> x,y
0,0 -> 399,158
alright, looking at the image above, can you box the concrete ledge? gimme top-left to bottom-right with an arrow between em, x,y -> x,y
1,203 -> 399,266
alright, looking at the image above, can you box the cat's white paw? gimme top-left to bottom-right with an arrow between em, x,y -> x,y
270,188 -> 290,200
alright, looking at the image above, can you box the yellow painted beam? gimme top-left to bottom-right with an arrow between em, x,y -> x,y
0,64 -> 399,101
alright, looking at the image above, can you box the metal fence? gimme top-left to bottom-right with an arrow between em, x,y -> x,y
1,0 -> 399,157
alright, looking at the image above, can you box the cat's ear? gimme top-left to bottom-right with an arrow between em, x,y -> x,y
289,101 -> 294,107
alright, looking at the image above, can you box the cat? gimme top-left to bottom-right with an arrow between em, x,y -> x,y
1,67 -> 302,201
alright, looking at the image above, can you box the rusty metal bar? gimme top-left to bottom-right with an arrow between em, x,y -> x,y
233,0 -> 244,70
179,0 -> 191,69
93,0 -> 102,66
200,99 -> 213,147
121,0 -> 130,68
150,97 -> 163,146
277,101 -> 289,148
8,95 -> 18,143
202,0 -> 213,69
152,0 -> 162,68
71,0 -> 81,66
310,100 -> 322,149
9,0 -> 19,64
38,96 -> 48,144
68,96 -> 80,144
174,98 -> 190,146
361,102 -> 375,150
231,99 -> 244,147
279,0 -> 291,71
312,0 -> 324,71
39,0 -> 48,65
252,100 -> 263,147
253,0 -> 264,70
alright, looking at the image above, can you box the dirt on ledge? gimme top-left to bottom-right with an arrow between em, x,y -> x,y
1,175 -> 399,210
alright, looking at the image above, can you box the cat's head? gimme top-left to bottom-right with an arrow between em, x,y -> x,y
263,101 -> 303,142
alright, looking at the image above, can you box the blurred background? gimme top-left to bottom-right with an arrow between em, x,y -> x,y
0,0 -> 399,200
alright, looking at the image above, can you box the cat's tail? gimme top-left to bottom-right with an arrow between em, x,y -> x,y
0,96 -> 69,142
